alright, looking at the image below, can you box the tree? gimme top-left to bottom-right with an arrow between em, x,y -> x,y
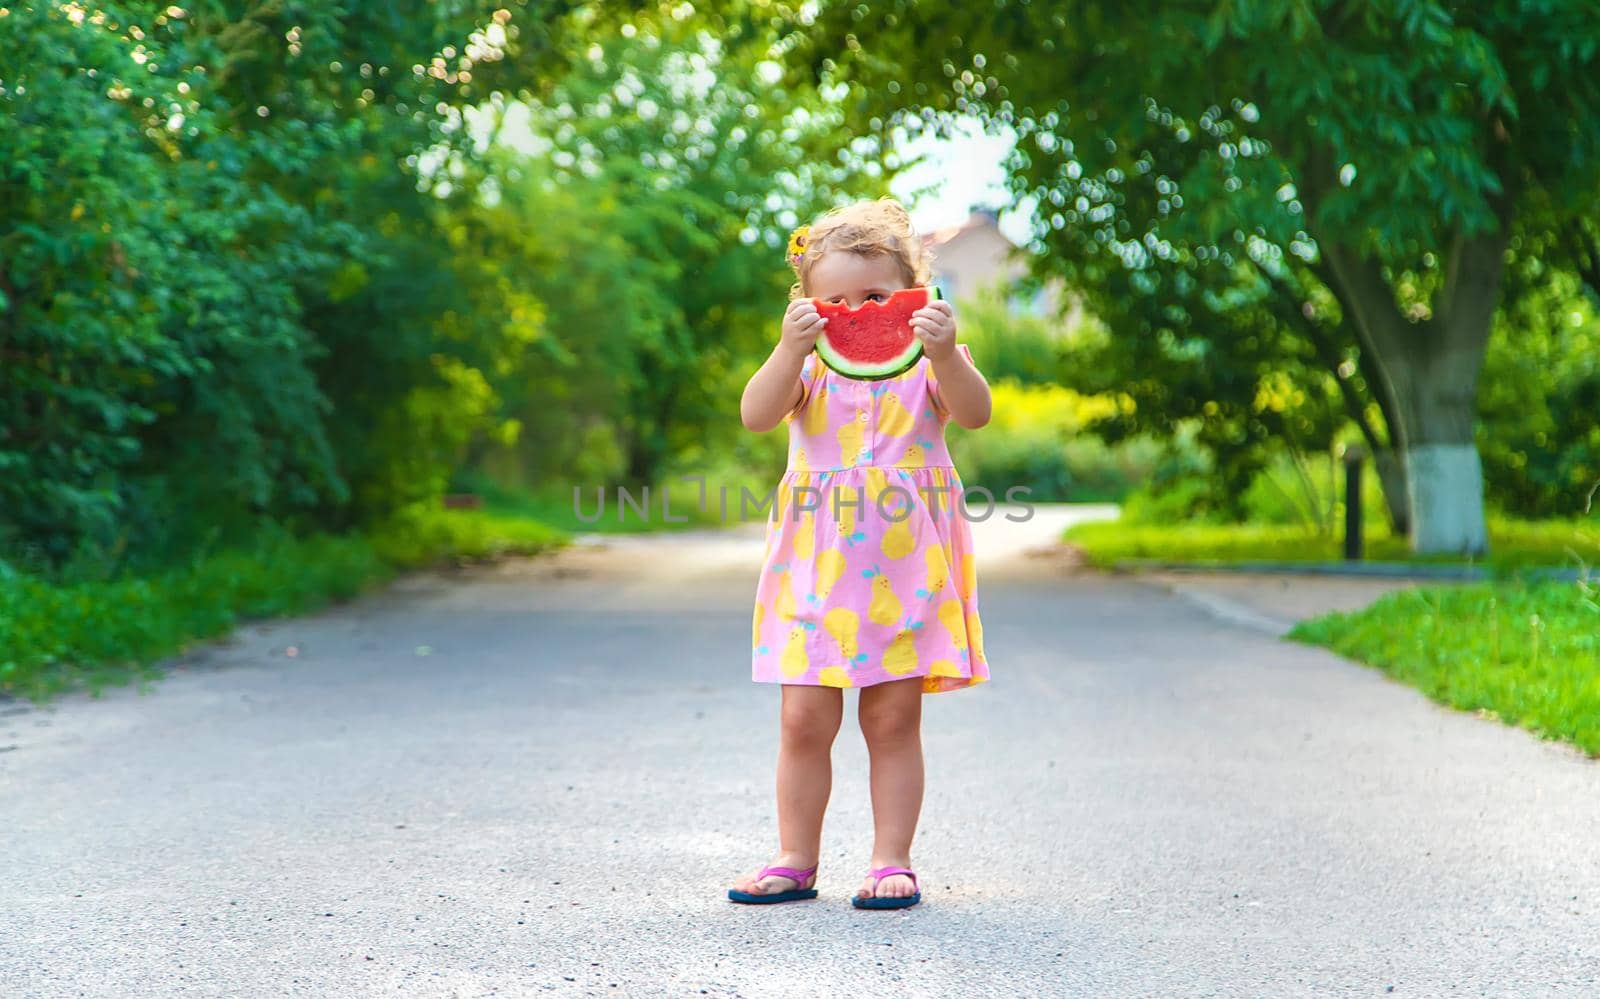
777,0 -> 1600,553
0,1 -> 624,565
980,112 -> 1413,530
1477,263 -> 1600,518
471,12 -> 888,489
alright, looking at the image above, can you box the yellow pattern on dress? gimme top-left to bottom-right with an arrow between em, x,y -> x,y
753,347 -> 989,693
877,392 -> 914,438
817,666 -> 854,687
938,599 -> 967,651
834,487 -> 859,538
780,626 -> 811,677
881,516 -> 915,560
803,383 -> 830,436
864,466 -> 915,559
868,573 -> 903,626
837,418 -> 865,467
882,628 -> 920,675
967,610 -> 986,662
824,607 -> 859,661
924,545 -> 949,597
862,466 -> 889,503
793,508 -> 815,562
815,548 -> 847,601
775,569 -> 798,620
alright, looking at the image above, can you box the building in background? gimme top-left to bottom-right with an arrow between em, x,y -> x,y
922,206 -> 1079,327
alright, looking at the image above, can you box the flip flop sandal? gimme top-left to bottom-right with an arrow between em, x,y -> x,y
727,863 -> 819,904
852,865 -> 921,909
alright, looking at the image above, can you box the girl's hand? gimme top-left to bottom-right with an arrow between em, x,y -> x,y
779,298 -> 826,359
911,299 -> 957,361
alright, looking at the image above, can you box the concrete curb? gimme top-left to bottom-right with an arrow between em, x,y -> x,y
1112,559 -> 1588,582
1159,583 -> 1297,638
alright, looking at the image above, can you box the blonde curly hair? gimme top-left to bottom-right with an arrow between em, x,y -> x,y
788,197 -> 934,299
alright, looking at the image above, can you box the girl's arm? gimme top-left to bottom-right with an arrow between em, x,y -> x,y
741,299 -> 824,432
740,346 -> 807,432
929,349 -> 992,429
913,300 -> 991,429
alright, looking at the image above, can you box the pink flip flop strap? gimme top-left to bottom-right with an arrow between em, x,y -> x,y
758,863 -> 817,887
868,865 -> 918,890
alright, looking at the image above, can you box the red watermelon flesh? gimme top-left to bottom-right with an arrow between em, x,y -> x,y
813,286 -> 940,379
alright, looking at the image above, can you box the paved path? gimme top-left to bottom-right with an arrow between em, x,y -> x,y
3,506 -> 1598,997
1139,570 -> 1430,637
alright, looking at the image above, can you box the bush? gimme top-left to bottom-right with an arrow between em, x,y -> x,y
951,287 -> 1075,386
0,508 -> 565,702
949,379 -> 1158,502
1477,277 -> 1600,518
1111,426 -> 1225,523
0,5 -> 543,568
0,9 -> 354,564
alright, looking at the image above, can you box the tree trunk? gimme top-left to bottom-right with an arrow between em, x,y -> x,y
1319,223 -> 1510,555
1349,335 -> 1411,536
1259,259 -> 1412,535
1371,448 -> 1410,535
1385,341 -> 1492,555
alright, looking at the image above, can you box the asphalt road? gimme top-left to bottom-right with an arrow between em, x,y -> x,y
3,506 -> 1598,997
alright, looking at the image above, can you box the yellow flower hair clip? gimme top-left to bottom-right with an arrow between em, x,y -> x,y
786,224 -> 810,269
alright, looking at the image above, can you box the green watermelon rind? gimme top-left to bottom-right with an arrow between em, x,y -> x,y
813,286 -> 941,381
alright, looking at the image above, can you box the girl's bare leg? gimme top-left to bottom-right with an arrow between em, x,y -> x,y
730,684 -> 843,895
855,676 -> 924,900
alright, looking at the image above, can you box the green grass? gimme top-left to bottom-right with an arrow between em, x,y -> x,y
0,503 -> 565,702
462,473 -> 728,535
366,500 -> 567,566
1062,516 -> 1598,574
1291,579 -> 1600,756
1064,512 -> 1600,755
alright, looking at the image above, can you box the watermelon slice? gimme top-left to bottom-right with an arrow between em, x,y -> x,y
813,286 -> 941,380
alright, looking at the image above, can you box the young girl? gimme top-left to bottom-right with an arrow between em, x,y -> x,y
729,198 -> 991,910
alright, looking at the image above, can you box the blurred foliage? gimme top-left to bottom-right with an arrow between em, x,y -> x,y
952,286 -> 1073,387
774,0 -> 1600,552
1119,441 -> 1397,538
4,2 -> 342,567
949,380 -> 1157,504
1066,512 -> 1597,575
0,2 -> 881,578
1478,268 -> 1600,517
0,0 -> 599,571
0,502 -> 564,700
941,290 -> 1158,502
1066,518 -> 1412,566
472,16 -> 886,492
6,0 -> 1595,597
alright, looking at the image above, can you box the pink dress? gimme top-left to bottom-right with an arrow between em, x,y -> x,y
750,345 -> 989,693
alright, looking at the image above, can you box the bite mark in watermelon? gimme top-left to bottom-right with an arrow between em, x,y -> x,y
813,286 -> 941,380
